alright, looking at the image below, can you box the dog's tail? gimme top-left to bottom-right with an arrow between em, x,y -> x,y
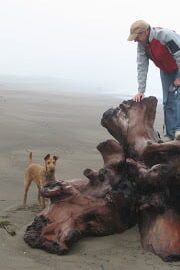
29,152 -> 33,164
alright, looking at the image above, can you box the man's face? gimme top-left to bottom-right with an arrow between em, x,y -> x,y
134,30 -> 149,45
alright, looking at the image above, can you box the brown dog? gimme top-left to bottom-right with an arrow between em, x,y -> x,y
23,152 -> 59,208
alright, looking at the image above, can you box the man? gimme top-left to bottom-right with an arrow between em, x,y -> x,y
128,20 -> 180,141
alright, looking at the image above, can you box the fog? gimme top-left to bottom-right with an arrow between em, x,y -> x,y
0,0 -> 180,98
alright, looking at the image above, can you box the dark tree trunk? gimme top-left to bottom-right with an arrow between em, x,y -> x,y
24,97 -> 180,261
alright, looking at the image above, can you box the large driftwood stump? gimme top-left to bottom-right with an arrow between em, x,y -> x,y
24,97 -> 180,261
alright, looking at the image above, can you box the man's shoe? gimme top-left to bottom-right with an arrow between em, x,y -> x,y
163,136 -> 173,142
175,131 -> 180,140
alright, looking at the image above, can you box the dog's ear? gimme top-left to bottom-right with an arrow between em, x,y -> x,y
53,155 -> 59,161
44,154 -> 50,161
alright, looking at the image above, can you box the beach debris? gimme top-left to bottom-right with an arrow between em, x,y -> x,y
24,96 -> 180,261
0,220 -> 16,236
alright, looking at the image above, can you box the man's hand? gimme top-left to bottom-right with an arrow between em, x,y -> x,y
174,78 -> 180,87
133,92 -> 144,102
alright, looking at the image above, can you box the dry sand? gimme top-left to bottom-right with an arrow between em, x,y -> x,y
0,89 -> 179,270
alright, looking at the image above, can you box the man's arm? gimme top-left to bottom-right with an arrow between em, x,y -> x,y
133,43 -> 149,102
156,29 -> 180,85
166,32 -> 180,70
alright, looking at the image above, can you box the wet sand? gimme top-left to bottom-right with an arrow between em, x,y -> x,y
0,89 -> 179,270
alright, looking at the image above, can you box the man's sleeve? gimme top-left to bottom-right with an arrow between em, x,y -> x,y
137,43 -> 149,93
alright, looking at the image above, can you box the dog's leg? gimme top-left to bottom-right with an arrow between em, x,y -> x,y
37,187 -> 41,206
23,176 -> 32,206
37,186 -> 46,209
40,196 -> 46,209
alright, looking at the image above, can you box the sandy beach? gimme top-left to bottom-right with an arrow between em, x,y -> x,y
0,88 -> 179,270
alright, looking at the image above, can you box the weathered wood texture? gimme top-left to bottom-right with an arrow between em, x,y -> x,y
24,97 -> 180,261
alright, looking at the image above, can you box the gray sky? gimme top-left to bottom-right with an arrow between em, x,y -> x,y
0,0 -> 180,97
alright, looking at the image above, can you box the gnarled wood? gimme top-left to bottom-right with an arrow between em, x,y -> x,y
24,162 -> 137,255
24,96 -> 180,261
